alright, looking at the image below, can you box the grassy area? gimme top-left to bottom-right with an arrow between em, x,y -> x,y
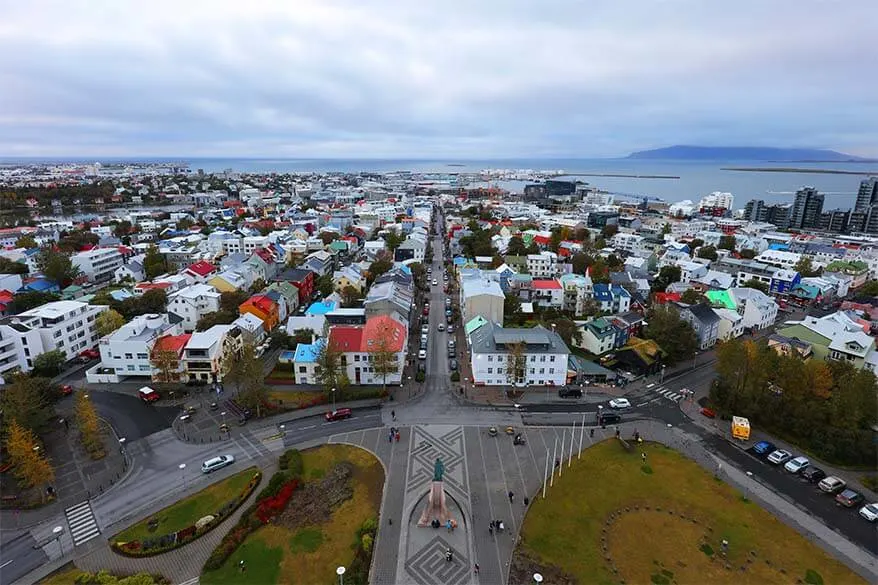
114,467 -> 258,543
515,440 -> 865,585
38,565 -> 84,585
201,445 -> 383,585
266,390 -> 326,409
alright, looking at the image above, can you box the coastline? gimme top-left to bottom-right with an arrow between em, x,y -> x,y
722,167 -> 878,175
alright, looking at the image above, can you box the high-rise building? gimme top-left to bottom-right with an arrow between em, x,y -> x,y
855,177 -> 878,212
817,209 -> 849,233
790,187 -> 824,230
743,199 -> 791,228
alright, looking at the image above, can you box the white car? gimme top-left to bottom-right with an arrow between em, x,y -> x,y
421,324 -> 429,334
767,449 -> 792,465
201,454 -> 235,474
783,456 -> 809,474
858,503 -> 878,522
432,279 -> 438,286
608,398 -> 630,409
418,349 -> 427,360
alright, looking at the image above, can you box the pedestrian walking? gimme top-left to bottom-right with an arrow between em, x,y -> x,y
239,560 -> 246,573
474,563 -> 480,575
445,548 -> 453,562
391,409 -> 396,421
641,452 -> 647,462
523,496 -> 529,507
489,522 -> 494,537
589,428 -> 594,438
508,491 -> 514,503
615,428 -> 620,438
446,519 -> 452,532
388,432 -> 393,443
395,430 -> 401,442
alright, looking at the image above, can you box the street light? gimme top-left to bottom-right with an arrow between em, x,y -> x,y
221,411 -> 226,425
660,364 -> 666,384
118,437 -> 126,455
179,463 -> 187,490
331,387 -> 337,411
279,424 -> 286,436
52,526 -> 64,556
534,573 -> 543,584
336,566 -> 346,585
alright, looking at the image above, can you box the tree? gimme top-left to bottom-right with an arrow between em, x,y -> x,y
644,306 -> 698,366
367,252 -> 394,286
14,234 -> 37,248
33,349 -> 66,377
651,265 -> 682,293
504,294 -> 522,325
589,257 -> 610,283
794,257 -> 821,277
316,273 -> 334,297
696,245 -> 718,262
507,236 -> 527,256
57,230 -> 98,253
371,337 -> 399,395
7,291 -> 61,314
249,278 -> 267,294
570,252 -> 589,275
176,217 -> 194,231
113,220 -> 133,239
223,343 -> 262,397
505,342 -> 527,387
219,290 -> 250,312
859,280 -> 878,296
661,223 -> 672,236
408,262 -> 427,289
741,278 -> 769,294
314,341 -> 344,395
718,235 -> 737,251
0,257 -> 29,274
688,239 -> 704,255
384,230 -> 405,251
74,392 -> 105,459
681,289 -> 705,304
600,224 -> 618,239
95,309 -> 125,338
0,374 -> 52,432
5,420 -> 54,493
195,310 -> 237,331
151,348 -> 182,383
143,245 -> 166,280
340,285 -> 361,308
739,248 -> 757,259
552,318 -> 581,348
37,247 -> 80,286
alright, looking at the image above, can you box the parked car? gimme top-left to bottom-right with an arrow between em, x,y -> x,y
421,324 -> 429,334
858,503 -> 878,522
449,359 -> 458,371
783,456 -> 809,474
138,386 -> 160,403
324,408 -> 352,422
817,476 -> 846,495
608,398 -> 630,409
835,489 -> 864,508
751,441 -> 775,456
447,325 -> 455,334
201,454 -> 235,474
599,412 -> 622,425
448,347 -> 456,358
423,306 -> 429,316
60,384 -> 74,396
419,340 -> 427,350
448,339 -> 455,348
766,449 -> 792,465
801,466 -> 827,483
418,349 -> 427,360
558,387 -> 582,398
79,349 -> 100,360
700,407 -> 716,418
438,323 -> 445,332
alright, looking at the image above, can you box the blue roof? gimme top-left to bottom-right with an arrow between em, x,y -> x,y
593,283 -> 611,300
398,264 -> 412,275
110,289 -> 134,301
305,300 -> 337,315
611,285 -> 631,297
20,278 -> 57,292
768,243 -> 790,251
453,256 -> 467,266
293,339 -> 324,362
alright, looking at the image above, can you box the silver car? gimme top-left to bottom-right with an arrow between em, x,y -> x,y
201,454 -> 235,474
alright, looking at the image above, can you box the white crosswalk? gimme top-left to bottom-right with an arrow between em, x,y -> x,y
65,500 -> 101,546
638,385 -> 682,404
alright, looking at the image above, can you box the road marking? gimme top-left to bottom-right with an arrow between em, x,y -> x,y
0,560 -> 12,569
302,425 -> 316,429
636,401 -> 648,407
646,383 -> 655,389
65,501 -> 100,546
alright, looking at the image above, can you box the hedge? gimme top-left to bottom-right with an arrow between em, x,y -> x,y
111,471 -> 262,557
346,517 -> 378,585
278,449 -> 303,476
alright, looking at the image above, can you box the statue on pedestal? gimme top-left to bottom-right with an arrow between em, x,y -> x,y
418,457 -> 454,527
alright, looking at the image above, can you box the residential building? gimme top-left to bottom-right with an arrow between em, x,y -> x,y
328,315 -> 407,385
468,321 -> 569,387
713,308 -> 745,340
183,260 -> 218,283
577,317 -> 616,355
790,187 -> 824,230
333,264 -> 367,294
9,300 -> 106,361
167,284 -> 222,332
96,313 -> 182,380
114,258 -> 145,283
526,252 -> 559,278
239,294 -> 280,332
754,249 -> 801,270
706,287 -> 778,331
461,278 -> 505,324
854,177 -> 878,212
531,279 -> 564,309
290,339 -> 323,384
593,284 -> 631,313
182,324 -> 244,382
678,303 -> 721,350
149,333 -> 192,383
71,248 -> 124,283
560,272 -> 594,317
0,318 -> 43,380
777,312 -> 877,373
364,279 -> 413,323
275,267 -> 316,305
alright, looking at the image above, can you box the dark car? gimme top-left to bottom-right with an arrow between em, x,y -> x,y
599,412 -> 621,425
835,489 -> 865,508
801,466 -> 827,483
449,359 -> 458,371
325,408 -> 352,422
448,348 -> 456,358
558,387 -> 583,398
751,441 -> 775,456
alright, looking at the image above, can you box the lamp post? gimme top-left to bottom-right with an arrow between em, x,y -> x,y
279,424 -> 286,437
660,364 -> 666,384
336,566 -> 346,585
118,437 -> 126,456
52,526 -> 64,556
179,463 -> 187,490
331,387 -> 337,411
534,573 -> 544,584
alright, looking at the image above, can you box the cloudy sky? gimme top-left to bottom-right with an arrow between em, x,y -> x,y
1,0 -> 874,158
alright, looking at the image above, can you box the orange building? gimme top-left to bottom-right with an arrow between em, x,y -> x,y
239,294 -> 279,332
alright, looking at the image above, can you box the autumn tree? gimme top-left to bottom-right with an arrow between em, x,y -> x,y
143,245 -> 166,280
223,343 -> 263,398
314,341 -> 345,396
95,309 -> 126,337
340,285 -> 361,308
643,305 -> 697,366
741,278 -> 769,295
74,392 -> 105,459
696,245 -> 718,262
0,374 -> 52,432
505,341 -> 527,387
151,348 -> 182,383
551,318 -> 581,348
32,349 -> 66,377
37,247 -> 81,286
14,234 -> 37,248
5,420 -> 54,494
367,252 -> 394,286
370,336 -> 399,395
680,289 -> 705,305
794,256 -> 821,277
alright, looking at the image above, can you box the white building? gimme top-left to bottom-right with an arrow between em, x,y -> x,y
730,287 -> 779,331
609,233 -> 644,254
526,252 -> 559,278
0,318 -> 44,381
71,248 -> 124,283
713,308 -> 745,340
698,192 -> 734,210
468,321 -> 569,387
754,249 -> 802,270
10,301 -> 106,361
167,284 -> 222,332
461,278 -> 505,324
97,314 -> 181,379
183,324 -> 244,382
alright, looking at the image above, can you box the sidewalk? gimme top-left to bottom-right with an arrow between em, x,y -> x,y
679,398 -> 878,500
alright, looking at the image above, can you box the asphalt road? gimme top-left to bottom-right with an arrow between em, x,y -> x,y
280,407 -> 383,447
0,532 -> 48,585
88,391 -> 177,442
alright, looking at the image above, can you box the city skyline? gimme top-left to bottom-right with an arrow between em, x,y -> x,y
1,0 -> 876,158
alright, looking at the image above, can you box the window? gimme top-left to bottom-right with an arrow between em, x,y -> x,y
497,367 -> 503,374
529,356 -> 535,362
127,365 -> 135,371
355,355 -> 360,362
540,355 -> 546,362
548,368 -> 554,374
550,355 -> 556,362
487,368 -> 493,374
496,355 -> 503,362
137,353 -> 148,360
539,368 -> 544,374
24,348 -> 29,356
139,365 -> 150,371
529,368 -> 535,374
125,353 -> 133,359
299,366 -> 306,373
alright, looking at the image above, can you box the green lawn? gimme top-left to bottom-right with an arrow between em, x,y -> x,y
114,467 -> 259,543
515,440 -> 865,585
198,538 -> 283,585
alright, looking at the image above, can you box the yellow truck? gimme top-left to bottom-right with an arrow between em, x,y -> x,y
732,416 -> 751,441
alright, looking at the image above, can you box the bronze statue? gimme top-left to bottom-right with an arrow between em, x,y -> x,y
433,457 -> 445,481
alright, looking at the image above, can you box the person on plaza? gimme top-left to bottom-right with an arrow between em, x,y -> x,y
488,522 -> 494,536
446,548 -> 453,562
395,430 -> 401,442
641,452 -> 647,462
474,563 -> 480,575
391,409 -> 396,421
508,491 -> 514,503
523,496 -> 529,507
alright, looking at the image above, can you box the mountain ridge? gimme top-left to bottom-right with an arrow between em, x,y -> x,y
627,145 -> 871,162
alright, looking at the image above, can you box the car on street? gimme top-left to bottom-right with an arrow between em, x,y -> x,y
766,449 -> 792,465
448,339 -> 455,348
432,279 -> 438,286
419,340 -> 427,351
700,407 -> 716,418
201,454 -> 235,474
445,298 -> 451,307
438,323 -> 445,332
608,398 -> 630,409
60,384 -> 74,396
79,349 -> 100,360
423,306 -> 429,316
858,503 -> 878,522
835,489 -> 865,508
558,387 -> 582,398
801,466 -> 827,483
138,386 -> 160,403
418,349 -> 427,360
324,408 -> 352,422
447,325 -> 455,334
751,441 -> 775,456
421,324 -> 429,334
449,359 -> 458,371
599,412 -> 621,425
783,456 -> 810,474
448,348 -> 456,358
817,476 -> 846,495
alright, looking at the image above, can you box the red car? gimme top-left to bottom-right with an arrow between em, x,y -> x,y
325,408 -> 352,422
700,407 -> 716,419
60,385 -> 74,396
79,349 -> 100,360
138,386 -> 161,403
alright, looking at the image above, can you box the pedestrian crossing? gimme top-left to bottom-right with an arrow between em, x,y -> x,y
65,500 -> 101,546
639,383 -> 682,404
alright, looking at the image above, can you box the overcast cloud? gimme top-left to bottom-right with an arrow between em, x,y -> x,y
0,0 -> 875,158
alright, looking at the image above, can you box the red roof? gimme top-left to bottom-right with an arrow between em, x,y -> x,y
532,279 -> 562,290
186,260 -> 217,277
241,294 -> 276,313
0,290 -> 13,302
362,315 -> 406,352
329,326 -> 363,353
252,248 -> 274,263
135,282 -> 172,291
152,334 -> 192,356
653,292 -> 682,305
533,235 -> 551,245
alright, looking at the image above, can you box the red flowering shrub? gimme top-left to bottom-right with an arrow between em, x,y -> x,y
255,480 -> 297,523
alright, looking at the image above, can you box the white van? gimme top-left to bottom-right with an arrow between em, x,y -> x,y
201,454 -> 235,474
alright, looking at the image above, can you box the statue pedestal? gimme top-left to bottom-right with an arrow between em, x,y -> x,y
417,481 -> 454,527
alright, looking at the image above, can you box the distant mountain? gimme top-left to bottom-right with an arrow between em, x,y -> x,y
626,145 -> 871,162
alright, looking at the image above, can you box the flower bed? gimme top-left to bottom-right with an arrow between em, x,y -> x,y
111,471 -> 261,557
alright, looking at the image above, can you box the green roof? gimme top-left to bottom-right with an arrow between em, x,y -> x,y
706,289 -> 736,309
465,315 -> 489,335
